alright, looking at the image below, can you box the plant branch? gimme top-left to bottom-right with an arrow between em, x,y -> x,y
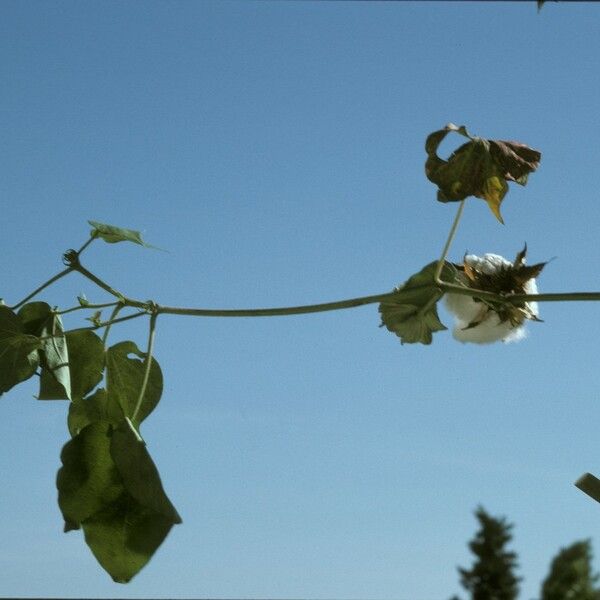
10,267 -> 74,310
434,199 -> 466,285
155,291 -> 397,318
57,301 -> 120,316
132,310 -> 158,424
67,311 -> 147,333
102,304 -> 124,346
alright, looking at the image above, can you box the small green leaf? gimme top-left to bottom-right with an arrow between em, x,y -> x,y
0,306 -> 42,395
106,341 -> 162,424
66,330 -> 105,400
88,220 -> 162,250
379,261 -> 458,345
86,310 -> 103,326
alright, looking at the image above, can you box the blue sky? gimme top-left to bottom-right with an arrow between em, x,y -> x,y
2,1 -> 600,598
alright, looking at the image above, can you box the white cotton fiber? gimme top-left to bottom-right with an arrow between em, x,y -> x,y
444,253 -> 539,345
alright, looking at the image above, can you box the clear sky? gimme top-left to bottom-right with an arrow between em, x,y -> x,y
2,1 -> 600,598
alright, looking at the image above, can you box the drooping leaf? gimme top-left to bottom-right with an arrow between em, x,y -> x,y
379,261 -> 458,345
17,303 -> 72,400
88,220 -> 162,250
82,492 -> 176,583
66,330 -> 105,401
425,123 -> 541,223
110,422 -> 182,523
106,341 -> 162,424
57,420 -> 181,582
39,313 -> 71,400
57,422 -> 123,529
0,306 -> 42,395
68,389 -> 124,437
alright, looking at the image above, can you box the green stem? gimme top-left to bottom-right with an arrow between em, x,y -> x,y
132,311 -> 157,424
10,267 -> 73,310
102,304 -> 124,347
434,200 -> 466,284
66,311 -> 147,334
155,291 -> 397,318
76,235 -> 97,256
57,301 -> 120,316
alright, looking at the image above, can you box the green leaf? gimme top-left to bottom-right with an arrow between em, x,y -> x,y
0,306 -> 42,395
57,422 -> 123,528
425,123 -> 541,223
18,303 -> 72,400
88,220 -> 161,250
379,261 -> 458,345
18,301 -> 53,336
82,492 -> 176,583
38,313 -> 71,400
68,389 -> 124,437
57,420 -> 181,583
111,422 -> 182,523
106,341 -> 162,424
66,330 -> 105,401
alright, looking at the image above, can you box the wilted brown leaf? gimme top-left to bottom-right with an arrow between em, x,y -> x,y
425,123 -> 541,223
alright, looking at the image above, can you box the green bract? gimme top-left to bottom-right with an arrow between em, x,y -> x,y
379,261 -> 459,345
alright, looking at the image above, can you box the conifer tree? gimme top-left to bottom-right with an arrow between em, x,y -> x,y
541,539 -> 600,600
456,506 -> 520,600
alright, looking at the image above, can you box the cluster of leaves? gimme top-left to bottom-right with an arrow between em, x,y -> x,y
0,222 -> 180,583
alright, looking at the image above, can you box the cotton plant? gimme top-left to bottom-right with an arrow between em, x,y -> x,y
7,123 -> 600,585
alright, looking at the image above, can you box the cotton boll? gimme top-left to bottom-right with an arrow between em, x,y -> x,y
444,252 -> 540,345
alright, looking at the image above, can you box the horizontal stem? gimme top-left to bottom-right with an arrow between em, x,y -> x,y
510,292 -> 600,303
156,291 -> 397,318
57,301 -> 120,315
67,311 -> 147,333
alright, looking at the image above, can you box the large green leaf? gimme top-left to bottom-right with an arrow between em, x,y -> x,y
57,422 -> 123,530
0,306 -> 42,395
57,420 -> 181,583
65,330 -> 105,401
82,492 -> 176,583
111,422 -> 182,523
379,261 -> 458,345
106,341 -> 162,424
